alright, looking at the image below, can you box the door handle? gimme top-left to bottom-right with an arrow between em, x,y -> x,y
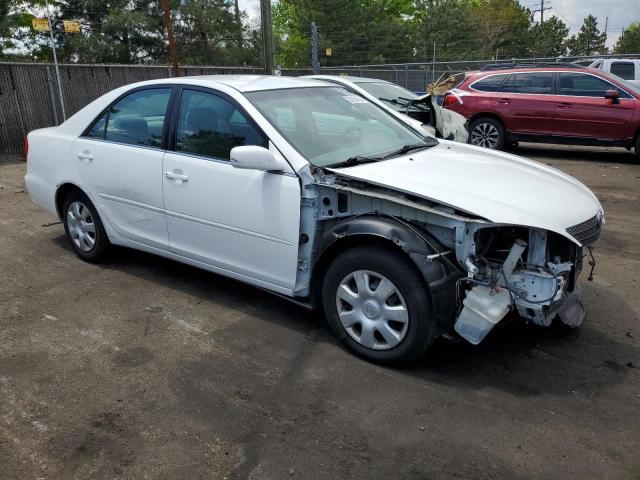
165,171 -> 189,182
77,152 -> 93,161
557,102 -> 572,108
496,98 -> 511,104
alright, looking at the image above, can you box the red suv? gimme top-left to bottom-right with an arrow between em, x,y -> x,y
443,63 -> 640,159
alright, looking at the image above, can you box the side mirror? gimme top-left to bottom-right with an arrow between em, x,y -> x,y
604,89 -> 620,103
230,145 -> 285,172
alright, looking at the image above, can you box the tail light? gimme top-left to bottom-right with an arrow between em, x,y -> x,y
24,136 -> 29,159
443,93 -> 459,108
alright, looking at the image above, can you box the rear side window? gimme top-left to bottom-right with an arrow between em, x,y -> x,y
175,89 -> 267,160
557,72 -> 627,97
470,74 -> 508,92
610,62 -> 635,80
86,88 -> 172,147
500,73 -> 553,94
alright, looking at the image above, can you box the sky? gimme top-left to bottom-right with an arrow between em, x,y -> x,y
238,0 -> 639,48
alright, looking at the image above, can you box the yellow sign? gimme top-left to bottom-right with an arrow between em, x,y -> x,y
63,20 -> 80,33
32,18 -> 50,31
325,47 -> 332,57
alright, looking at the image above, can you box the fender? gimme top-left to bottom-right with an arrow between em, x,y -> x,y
314,215 -> 462,335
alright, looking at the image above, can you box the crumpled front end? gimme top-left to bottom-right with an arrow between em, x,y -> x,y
454,215 -> 603,344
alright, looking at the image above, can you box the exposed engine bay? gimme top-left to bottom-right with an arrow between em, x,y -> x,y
295,167 -> 602,345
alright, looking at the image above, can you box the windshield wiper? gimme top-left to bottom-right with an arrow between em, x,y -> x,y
329,155 -> 382,169
380,143 -> 432,159
378,96 -> 410,106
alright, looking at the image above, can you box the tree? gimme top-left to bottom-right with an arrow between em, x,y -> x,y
565,15 -> 607,56
614,22 -> 640,54
529,16 -> 569,57
469,0 -> 532,59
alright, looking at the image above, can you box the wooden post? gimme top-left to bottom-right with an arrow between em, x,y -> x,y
161,0 -> 180,77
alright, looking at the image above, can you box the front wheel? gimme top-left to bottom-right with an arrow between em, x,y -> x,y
468,117 -> 506,150
322,246 -> 434,366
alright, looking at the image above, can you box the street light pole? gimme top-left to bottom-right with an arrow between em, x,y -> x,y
260,0 -> 275,75
44,0 -> 66,120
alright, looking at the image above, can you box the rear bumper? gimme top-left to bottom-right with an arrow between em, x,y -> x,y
25,173 -> 58,217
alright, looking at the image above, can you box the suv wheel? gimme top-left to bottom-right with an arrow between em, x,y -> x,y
322,246 -> 434,366
635,135 -> 640,162
62,190 -> 111,262
469,117 -> 505,150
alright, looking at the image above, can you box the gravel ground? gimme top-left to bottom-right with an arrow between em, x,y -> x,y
0,144 -> 639,479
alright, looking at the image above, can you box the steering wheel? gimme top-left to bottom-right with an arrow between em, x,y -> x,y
342,126 -> 362,145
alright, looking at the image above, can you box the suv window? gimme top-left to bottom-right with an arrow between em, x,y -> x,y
610,62 -> 635,80
558,72 -> 627,97
471,74 -> 508,92
87,88 -> 172,147
176,89 -> 267,160
500,73 -> 553,94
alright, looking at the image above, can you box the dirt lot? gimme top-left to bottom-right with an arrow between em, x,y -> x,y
1,145 -> 639,479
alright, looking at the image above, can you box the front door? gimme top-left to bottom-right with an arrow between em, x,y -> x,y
71,87 -> 173,249
553,72 -> 635,140
162,87 -> 301,292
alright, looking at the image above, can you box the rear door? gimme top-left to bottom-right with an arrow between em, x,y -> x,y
491,72 -> 555,134
553,72 -> 635,140
72,86 -> 174,249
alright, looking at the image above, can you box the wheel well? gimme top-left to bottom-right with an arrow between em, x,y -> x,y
468,112 -> 505,131
309,234 -> 421,309
55,183 -> 83,219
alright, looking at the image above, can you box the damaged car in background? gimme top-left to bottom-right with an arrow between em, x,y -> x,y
25,75 -> 604,366
306,74 -> 469,142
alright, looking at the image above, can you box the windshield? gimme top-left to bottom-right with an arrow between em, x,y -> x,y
354,81 -> 421,111
245,86 -> 437,168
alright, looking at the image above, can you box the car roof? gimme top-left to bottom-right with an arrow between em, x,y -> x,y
469,66 -> 601,76
306,74 -> 389,84
128,74 -> 330,92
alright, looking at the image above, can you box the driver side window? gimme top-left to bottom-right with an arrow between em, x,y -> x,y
176,89 -> 267,160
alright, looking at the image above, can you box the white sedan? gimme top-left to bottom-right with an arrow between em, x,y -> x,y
26,75 -> 603,365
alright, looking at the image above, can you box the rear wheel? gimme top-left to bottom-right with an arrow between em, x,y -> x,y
322,246 -> 434,366
635,135 -> 640,162
468,117 -> 505,150
62,190 -> 111,262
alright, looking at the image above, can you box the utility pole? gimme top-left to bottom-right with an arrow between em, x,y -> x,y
160,0 -> 180,77
533,0 -> 551,25
604,16 -> 608,37
311,21 -> 319,74
233,0 -> 242,49
44,0 -> 66,120
260,0 -> 275,75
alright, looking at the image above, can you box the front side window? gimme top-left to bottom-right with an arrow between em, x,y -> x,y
500,73 -> 553,94
86,88 -> 172,148
176,89 -> 267,160
471,74 -> 508,92
610,62 -> 635,80
246,86 -> 436,168
558,72 -> 627,97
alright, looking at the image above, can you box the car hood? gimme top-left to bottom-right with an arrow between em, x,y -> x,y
328,141 -> 602,243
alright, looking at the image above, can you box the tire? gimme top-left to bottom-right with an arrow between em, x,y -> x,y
635,135 -> 640,162
322,245 -> 434,366
62,190 -> 111,262
468,117 -> 506,150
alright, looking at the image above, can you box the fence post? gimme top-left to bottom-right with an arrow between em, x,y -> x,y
311,22 -> 319,74
432,42 -> 436,83
404,63 -> 408,88
45,66 -> 59,126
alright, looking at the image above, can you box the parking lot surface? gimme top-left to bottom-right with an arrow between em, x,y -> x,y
1,144 -> 639,479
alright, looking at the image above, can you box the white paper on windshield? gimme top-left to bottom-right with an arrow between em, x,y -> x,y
342,95 -> 368,104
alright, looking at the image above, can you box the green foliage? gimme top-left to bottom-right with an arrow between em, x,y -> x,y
614,22 -> 640,54
565,15 -> 607,56
529,16 -> 569,57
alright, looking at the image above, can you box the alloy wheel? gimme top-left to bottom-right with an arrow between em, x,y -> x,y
470,122 -> 500,149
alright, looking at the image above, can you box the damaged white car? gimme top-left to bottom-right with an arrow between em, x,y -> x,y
25,76 -> 603,365
306,74 -> 469,143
